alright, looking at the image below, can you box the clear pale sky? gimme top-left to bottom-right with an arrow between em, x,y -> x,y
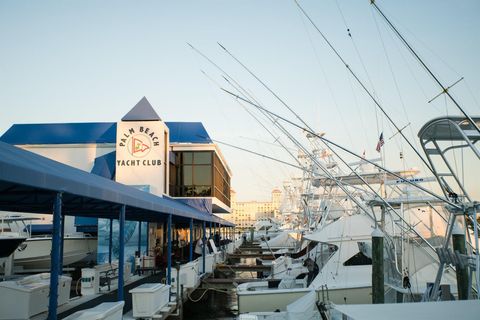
1,1 -> 479,201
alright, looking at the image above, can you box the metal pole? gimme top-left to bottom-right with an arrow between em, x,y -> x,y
210,221 -> 213,239
48,192 -> 62,320
372,228 -> 384,304
109,218 -> 113,264
59,214 -> 65,274
138,221 -> 142,256
146,222 -> 149,256
167,214 -> 172,285
453,224 -> 469,300
189,218 -> 194,262
118,205 -> 125,302
219,224 -> 222,245
202,221 -> 206,273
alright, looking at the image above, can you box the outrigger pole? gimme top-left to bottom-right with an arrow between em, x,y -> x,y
370,1 -> 480,134
292,0 -> 436,176
221,87 -> 461,211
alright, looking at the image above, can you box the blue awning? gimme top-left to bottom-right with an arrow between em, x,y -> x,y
167,122 -> 212,143
0,122 -> 212,145
91,151 -> 116,179
23,224 -> 53,235
0,141 -> 233,226
0,122 -> 117,145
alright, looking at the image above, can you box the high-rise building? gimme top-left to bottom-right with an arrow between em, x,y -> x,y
226,189 -> 282,230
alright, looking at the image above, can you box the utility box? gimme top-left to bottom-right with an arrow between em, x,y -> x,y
63,301 -> 124,320
130,283 -> 170,318
141,255 -> 155,269
204,253 -> 215,273
170,260 -> 199,290
81,261 -> 131,296
0,273 -> 71,320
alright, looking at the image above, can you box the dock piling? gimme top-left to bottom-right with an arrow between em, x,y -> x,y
372,228 -> 384,304
453,224 -> 468,299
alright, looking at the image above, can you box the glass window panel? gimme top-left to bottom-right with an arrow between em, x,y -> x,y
194,152 -> 212,165
183,165 -> 193,185
183,152 -> 193,165
194,186 -> 212,196
193,165 -> 212,185
343,251 -> 371,266
185,186 -> 195,196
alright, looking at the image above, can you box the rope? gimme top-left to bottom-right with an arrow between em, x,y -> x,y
187,288 -> 230,303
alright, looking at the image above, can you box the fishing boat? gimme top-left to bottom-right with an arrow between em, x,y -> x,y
0,233 -> 26,259
0,215 -> 97,271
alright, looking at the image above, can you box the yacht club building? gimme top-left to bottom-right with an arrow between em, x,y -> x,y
0,97 -> 232,264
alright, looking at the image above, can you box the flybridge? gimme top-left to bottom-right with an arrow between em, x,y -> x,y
384,177 -> 436,186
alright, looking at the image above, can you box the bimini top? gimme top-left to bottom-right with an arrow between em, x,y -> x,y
418,116 -> 480,142
0,122 -> 212,145
0,140 -> 233,226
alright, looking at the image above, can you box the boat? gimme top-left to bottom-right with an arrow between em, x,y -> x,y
14,234 -> 97,269
0,215 -> 97,271
0,232 -> 26,259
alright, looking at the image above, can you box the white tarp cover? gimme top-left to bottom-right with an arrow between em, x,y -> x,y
333,300 -> 480,320
262,231 -> 299,249
286,290 -> 318,320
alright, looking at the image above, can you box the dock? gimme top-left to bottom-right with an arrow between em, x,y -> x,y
227,253 -> 276,260
215,263 -> 271,272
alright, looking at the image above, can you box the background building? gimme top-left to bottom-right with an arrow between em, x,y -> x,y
227,188 -> 282,231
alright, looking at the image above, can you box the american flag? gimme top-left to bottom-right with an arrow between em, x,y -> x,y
376,132 -> 384,153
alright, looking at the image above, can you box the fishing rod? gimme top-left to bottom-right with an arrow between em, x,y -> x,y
188,43 -> 302,167
209,137 -> 377,197
214,42 -> 452,250
369,2 -> 480,300
219,77 -> 384,222
221,74 -> 381,225
371,1 -> 480,134
222,76 -> 303,167
221,87 -> 441,254
222,87 -> 462,211
192,42 -> 448,250
191,43 -> 368,203
192,44 -> 365,208
292,0 -> 437,176
189,44 -> 371,226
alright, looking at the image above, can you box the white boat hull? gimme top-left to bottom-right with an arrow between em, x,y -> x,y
14,237 -> 97,269
237,285 -> 371,313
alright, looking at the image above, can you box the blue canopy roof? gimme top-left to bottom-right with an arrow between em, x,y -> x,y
0,122 -> 116,145
0,141 -> 233,226
167,122 -> 212,143
0,122 -> 212,145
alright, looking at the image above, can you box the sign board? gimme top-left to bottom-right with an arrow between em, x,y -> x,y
115,121 -> 169,196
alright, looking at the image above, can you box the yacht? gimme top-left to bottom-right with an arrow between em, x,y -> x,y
0,215 -> 97,271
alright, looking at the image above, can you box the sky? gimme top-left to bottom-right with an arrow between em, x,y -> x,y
0,0 -> 479,202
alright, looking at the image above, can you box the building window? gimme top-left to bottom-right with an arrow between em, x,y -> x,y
169,151 -> 230,206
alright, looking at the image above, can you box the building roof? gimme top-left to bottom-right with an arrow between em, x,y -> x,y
0,122 -> 117,145
0,122 -> 212,145
121,97 -> 161,121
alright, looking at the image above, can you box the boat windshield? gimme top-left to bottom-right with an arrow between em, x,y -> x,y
309,242 -> 338,269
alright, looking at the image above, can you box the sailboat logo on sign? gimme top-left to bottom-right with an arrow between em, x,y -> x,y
127,135 -> 151,157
